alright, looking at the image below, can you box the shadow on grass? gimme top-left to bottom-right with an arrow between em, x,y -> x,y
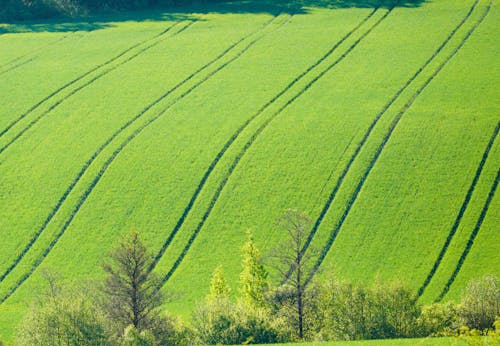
0,0 -> 426,34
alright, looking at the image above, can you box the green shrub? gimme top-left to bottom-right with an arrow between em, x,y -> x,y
16,281 -> 108,345
458,274 -> 499,331
417,302 -> 459,336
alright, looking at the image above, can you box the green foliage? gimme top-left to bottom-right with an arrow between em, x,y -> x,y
417,302 -> 459,336
208,265 -> 231,302
310,279 -> 423,341
15,274 -> 107,346
0,0 -> 499,340
458,274 -> 499,331
122,325 -> 156,346
193,297 -> 285,344
240,232 -> 269,309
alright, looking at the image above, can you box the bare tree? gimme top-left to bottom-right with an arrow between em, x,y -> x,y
268,209 -> 318,340
101,231 -> 163,335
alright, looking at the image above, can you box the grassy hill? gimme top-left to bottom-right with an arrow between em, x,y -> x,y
0,0 -> 498,340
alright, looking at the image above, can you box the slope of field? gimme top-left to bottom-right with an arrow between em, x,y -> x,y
0,0 -> 498,340
265,337 -> 473,346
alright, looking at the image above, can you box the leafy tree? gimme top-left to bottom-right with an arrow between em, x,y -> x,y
193,266 -> 237,344
368,280 -> 421,339
16,272 -> 107,346
207,265 -> 231,302
417,302 -> 459,336
240,232 -> 269,309
101,231 -> 164,337
459,274 -> 499,331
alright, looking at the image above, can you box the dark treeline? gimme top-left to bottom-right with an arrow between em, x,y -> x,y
6,219 -> 499,346
0,0 -> 426,21
0,0 -> 220,21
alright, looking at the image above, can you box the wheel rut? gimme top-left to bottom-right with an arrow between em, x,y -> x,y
0,14 -> 287,305
305,0 -> 493,286
418,121 -> 499,297
0,21 -> 187,145
436,168 -> 499,302
282,0 -> 483,284
157,5 -> 395,288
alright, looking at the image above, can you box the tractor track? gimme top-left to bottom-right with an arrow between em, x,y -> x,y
157,5 -> 395,288
0,20 -> 184,141
436,168 -> 499,302
148,8 -> 380,273
0,31 -> 76,73
305,0 -> 493,286
0,14 -> 288,305
0,21 -> 194,155
0,58 -> 35,77
282,0 -> 483,284
418,121 -> 499,297
0,15 -> 279,286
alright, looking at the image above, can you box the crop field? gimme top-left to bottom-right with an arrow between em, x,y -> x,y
264,336 -> 473,346
0,0 -> 498,340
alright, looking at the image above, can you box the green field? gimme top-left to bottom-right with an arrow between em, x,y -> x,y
0,0 -> 499,341
263,337 -> 476,345
268,337 -> 488,346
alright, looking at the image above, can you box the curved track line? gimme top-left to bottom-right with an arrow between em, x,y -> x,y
0,15 -> 286,305
0,32 -> 75,71
0,58 -> 35,76
418,121 -> 499,297
158,6 -> 395,288
148,8 -> 379,274
305,0 -> 494,286
0,21 -> 194,155
0,21 -> 182,140
0,16 -> 278,286
436,168 -> 499,302
282,0 -> 482,284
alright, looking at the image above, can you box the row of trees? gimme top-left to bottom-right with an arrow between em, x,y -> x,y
0,0 -> 219,20
6,210 -> 500,345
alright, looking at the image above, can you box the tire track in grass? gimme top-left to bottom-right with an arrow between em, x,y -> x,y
282,0 -> 482,284
0,58 -> 35,77
158,6 -> 396,288
436,168 -> 499,302
148,8 -> 379,273
418,122 -> 499,297
0,14 -> 287,305
0,20 -> 183,140
0,31 -> 75,72
305,0 -> 493,286
0,15 -> 279,286
0,21 -> 194,155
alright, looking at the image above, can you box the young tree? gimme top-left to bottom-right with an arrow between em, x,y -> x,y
101,231 -> 163,336
240,232 -> 269,309
193,266 -> 238,344
269,209 -> 318,340
208,265 -> 231,302
16,271 -> 107,346
459,274 -> 499,331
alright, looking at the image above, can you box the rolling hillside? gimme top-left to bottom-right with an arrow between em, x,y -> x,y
0,0 -> 499,339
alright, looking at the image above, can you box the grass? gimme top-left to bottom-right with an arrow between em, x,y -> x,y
0,0 -> 498,341
261,336 -> 487,345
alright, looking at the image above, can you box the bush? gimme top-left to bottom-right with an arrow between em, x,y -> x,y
309,279 -> 423,341
16,281 -> 108,345
459,274 -> 499,331
417,302 -> 459,336
193,297 -> 285,344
